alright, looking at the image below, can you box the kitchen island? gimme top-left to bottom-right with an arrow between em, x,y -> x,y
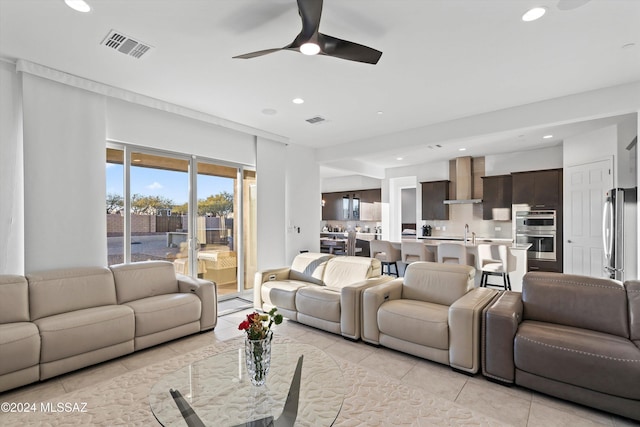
401,237 -> 531,291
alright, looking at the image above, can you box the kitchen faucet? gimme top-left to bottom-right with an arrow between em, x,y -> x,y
464,224 -> 469,243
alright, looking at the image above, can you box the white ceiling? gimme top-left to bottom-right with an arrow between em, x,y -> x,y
1,0 -> 639,177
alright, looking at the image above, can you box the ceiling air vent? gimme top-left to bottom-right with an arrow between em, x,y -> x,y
305,116 -> 326,124
101,30 -> 153,59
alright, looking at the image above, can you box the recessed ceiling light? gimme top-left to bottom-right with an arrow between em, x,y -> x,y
377,111 -> 384,115
396,157 -> 403,161
300,42 -> 320,56
459,148 -> 467,151
522,7 -> 546,22
543,134 -> 553,139
64,0 -> 91,13
292,98 -> 304,104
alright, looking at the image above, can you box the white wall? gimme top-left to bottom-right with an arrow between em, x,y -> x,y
564,125 -> 617,168
256,137 -> 287,270
321,174 -> 381,192
485,145 -> 563,175
22,73 -> 107,272
106,98 -> 255,166
617,115 -> 638,188
285,144 -> 321,262
0,61 -> 24,274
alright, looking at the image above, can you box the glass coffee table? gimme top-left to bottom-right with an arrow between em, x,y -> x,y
149,343 -> 344,426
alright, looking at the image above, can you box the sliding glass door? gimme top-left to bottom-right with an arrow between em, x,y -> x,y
106,145 -> 254,300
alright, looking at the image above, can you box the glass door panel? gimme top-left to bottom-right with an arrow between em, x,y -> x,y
243,170 -> 257,292
129,151 -> 189,264
196,162 -> 238,298
106,148 -> 125,265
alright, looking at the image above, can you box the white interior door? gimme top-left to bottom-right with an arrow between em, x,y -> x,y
564,159 -> 613,276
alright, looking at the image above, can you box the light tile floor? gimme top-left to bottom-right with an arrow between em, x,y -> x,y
2,309 -> 638,427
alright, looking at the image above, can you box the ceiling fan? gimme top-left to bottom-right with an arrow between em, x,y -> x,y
233,0 -> 382,65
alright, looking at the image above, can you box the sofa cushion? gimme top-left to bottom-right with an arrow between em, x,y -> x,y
402,262 -> 474,306
124,293 -> 201,337
28,267 -> 117,321
35,305 -> 134,363
323,257 -> 381,288
0,275 -> 29,323
111,261 -> 179,304
289,253 -> 333,285
260,280 -> 308,312
515,320 -> 640,400
378,299 -> 449,349
523,272 -> 629,338
0,322 -> 40,375
295,286 -> 341,323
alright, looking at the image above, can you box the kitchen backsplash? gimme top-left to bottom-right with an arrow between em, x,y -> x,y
321,204 -> 513,239
423,203 -> 513,239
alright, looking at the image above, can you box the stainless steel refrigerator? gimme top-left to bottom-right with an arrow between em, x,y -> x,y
603,187 -> 637,281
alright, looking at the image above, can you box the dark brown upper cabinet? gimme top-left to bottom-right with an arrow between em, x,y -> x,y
421,180 -> 450,220
481,175 -> 512,220
512,169 -> 562,209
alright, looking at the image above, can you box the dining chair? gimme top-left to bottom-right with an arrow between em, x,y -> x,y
401,241 -> 435,263
370,239 -> 402,277
476,244 -> 516,290
436,242 -> 467,265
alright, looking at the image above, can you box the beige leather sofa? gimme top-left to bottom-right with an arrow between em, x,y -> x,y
0,275 -> 41,392
362,262 -> 498,373
254,252 -> 393,340
483,272 -> 640,421
0,261 -> 216,392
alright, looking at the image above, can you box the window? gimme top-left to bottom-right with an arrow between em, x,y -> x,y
106,145 -> 255,299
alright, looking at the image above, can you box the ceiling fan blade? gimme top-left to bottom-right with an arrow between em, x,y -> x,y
232,48 -> 285,59
297,0 -> 323,40
319,33 -> 382,64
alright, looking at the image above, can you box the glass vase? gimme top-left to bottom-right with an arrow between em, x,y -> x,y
244,332 -> 272,386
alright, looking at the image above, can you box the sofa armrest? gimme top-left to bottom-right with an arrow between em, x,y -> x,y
361,279 -> 403,344
482,291 -> 523,383
177,274 -> 217,331
253,267 -> 292,310
448,287 -> 499,374
340,276 -> 395,340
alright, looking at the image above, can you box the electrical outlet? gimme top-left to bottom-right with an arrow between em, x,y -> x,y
495,226 -> 502,231
442,226 -> 446,231
435,226 -> 441,231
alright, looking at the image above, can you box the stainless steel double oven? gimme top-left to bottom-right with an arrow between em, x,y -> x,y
515,210 -> 557,261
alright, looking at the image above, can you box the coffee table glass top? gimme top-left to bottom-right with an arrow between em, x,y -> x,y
149,343 -> 344,426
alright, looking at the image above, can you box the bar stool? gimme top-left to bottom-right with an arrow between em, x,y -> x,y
370,240 -> 401,276
477,244 -> 515,290
436,242 -> 467,265
401,241 -> 435,263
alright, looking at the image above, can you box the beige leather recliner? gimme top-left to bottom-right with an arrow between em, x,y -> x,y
255,252 -> 393,340
362,262 -> 498,373
483,272 -> 640,421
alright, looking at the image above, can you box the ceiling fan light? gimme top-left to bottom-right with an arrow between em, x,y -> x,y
64,0 -> 91,13
300,42 -> 320,56
522,7 -> 546,22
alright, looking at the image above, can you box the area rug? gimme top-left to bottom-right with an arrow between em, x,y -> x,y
0,336 -> 507,426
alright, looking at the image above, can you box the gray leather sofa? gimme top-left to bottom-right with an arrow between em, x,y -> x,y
362,262 -> 498,373
0,261 -> 216,392
254,252 -> 393,340
483,272 -> 640,421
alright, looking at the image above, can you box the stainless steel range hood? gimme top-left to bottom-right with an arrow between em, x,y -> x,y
443,156 -> 483,204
